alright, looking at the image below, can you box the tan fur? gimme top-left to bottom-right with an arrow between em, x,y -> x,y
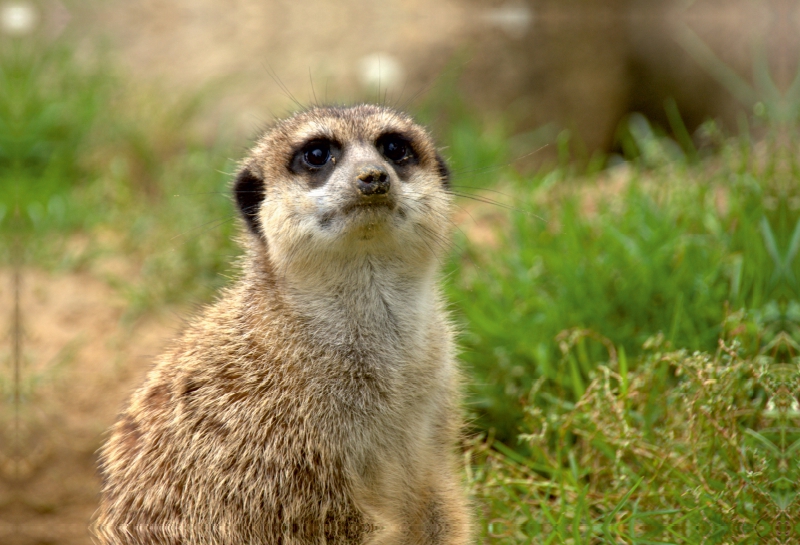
93,105 -> 472,544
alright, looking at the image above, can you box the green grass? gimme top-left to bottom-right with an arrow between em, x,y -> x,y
445,134 -> 790,445
2,39 -> 243,312
446,112 -> 799,541
4,36 -> 799,543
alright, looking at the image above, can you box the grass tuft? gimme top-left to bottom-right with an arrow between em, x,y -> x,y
469,329 -> 799,543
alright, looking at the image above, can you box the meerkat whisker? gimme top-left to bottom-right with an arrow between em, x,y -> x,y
449,192 -> 540,218
168,213 -> 240,242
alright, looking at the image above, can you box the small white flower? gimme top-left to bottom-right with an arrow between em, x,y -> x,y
358,53 -> 404,92
1,1 -> 38,36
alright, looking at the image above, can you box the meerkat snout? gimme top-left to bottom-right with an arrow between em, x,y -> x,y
356,165 -> 390,195
95,104 -> 471,545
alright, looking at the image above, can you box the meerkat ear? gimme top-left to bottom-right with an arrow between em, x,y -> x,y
435,153 -> 450,188
233,166 -> 265,235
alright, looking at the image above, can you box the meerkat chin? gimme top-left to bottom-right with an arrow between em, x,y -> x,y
94,104 -> 472,545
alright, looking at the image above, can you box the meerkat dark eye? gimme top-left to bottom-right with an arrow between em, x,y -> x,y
302,141 -> 331,168
378,134 -> 410,163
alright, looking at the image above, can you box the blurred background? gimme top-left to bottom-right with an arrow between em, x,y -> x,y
12,0 -> 800,156
1,0 -> 798,543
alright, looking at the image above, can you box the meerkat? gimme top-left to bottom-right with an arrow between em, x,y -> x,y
93,104 -> 472,545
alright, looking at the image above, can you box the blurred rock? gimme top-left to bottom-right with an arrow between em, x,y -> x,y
461,0 -> 797,157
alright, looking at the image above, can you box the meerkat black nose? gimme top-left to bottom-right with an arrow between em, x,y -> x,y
356,165 -> 390,196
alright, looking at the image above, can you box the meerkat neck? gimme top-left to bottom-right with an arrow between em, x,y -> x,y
272,252 -> 439,355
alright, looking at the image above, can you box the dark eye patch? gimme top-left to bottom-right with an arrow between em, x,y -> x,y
303,140 -> 331,167
290,139 -> 340,170
377,133 -> 418,166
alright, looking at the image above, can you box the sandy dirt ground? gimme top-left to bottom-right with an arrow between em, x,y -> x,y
1,268 -> 181,545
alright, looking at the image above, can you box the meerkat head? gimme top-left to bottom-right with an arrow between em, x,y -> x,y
233,104 -> 452,278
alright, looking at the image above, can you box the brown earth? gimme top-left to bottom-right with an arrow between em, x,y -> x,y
1,268 -> 181,545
